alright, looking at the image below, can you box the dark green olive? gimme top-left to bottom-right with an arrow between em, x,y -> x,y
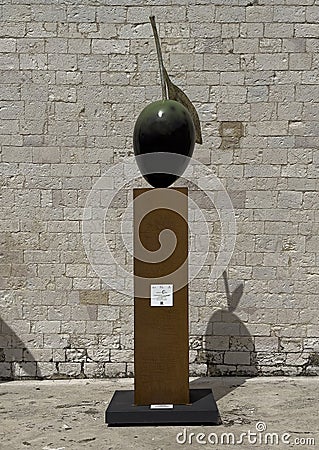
133,99 -> 195,188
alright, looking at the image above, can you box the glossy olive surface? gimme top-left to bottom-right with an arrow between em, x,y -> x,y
133,100 -> 195,188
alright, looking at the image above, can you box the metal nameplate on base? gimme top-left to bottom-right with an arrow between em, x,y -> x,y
150,404 -> 173,409
105,389 -> 221,426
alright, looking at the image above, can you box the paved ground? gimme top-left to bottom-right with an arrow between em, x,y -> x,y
0,377 -> 318,450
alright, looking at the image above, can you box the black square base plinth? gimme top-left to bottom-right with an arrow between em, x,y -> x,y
105,389 -> 221,426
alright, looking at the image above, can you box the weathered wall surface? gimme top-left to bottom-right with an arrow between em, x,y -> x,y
0,0 -> 318,379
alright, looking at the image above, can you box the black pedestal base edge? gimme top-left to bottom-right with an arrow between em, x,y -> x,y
105,388 -> 221,426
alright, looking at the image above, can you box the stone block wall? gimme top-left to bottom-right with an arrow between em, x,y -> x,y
0,0 -> 318,379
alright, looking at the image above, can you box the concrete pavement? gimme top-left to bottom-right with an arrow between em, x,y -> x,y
0,377 -> 318,450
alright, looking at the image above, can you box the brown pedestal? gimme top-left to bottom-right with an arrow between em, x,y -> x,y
133,187 -> 189,406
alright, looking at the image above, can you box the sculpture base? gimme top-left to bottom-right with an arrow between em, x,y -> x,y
105,389 -> 221,426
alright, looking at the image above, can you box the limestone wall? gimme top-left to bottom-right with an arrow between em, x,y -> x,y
0,0 -> 318,379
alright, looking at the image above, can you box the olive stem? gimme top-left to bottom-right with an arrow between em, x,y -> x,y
149,16 -> 167,100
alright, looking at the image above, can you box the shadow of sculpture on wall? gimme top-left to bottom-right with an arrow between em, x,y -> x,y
0,318 -> 41,381
191,270 -> 257,401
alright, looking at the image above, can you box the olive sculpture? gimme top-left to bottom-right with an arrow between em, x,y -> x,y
133,16 -> 202,188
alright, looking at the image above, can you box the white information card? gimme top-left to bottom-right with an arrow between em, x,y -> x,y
150,284 -> 173,307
